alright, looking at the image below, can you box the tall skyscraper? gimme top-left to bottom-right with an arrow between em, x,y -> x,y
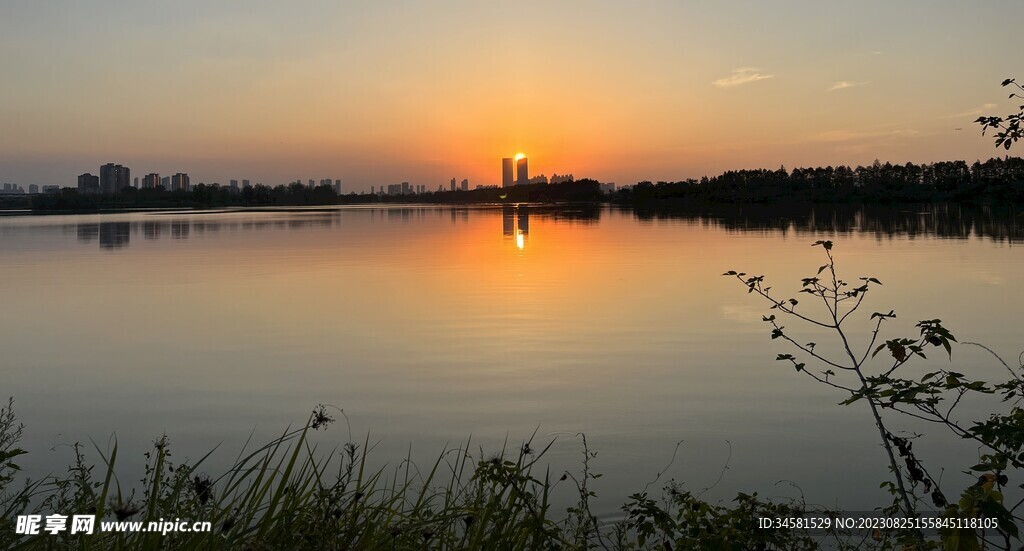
516,157 -> 529,186
334,179 -> 342,195
450,178 -> 457,192
142,173 -> 160,189
502,158 -> 514,188
461,178 -> 469,191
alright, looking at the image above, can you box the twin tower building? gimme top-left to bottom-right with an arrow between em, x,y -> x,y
501,155 -> 529,187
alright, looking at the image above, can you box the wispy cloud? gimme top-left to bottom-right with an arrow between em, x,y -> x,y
827,80 -> 866,92
811,128 -> 919,143
712,67 -> 774,88
945,103 -> 998,119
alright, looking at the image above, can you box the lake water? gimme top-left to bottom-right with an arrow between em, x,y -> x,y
2,203 -> 1023,517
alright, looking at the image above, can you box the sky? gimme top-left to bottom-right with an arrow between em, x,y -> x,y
0,0 -> 1021,191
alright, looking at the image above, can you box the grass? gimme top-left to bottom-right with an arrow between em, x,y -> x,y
1,402 -> 827,550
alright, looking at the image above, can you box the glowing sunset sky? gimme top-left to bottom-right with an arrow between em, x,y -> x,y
0,0 -> 1020,190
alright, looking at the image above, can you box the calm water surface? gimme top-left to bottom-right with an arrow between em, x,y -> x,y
2,204 -> 1022,516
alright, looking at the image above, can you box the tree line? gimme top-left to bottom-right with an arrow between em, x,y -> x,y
615,156 -> 1024,204
29,180 -> 605,212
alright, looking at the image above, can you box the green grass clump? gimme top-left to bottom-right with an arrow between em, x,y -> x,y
1,402 -> 820,550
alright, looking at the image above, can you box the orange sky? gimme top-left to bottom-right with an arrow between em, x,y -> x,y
0,1 -> 1020,189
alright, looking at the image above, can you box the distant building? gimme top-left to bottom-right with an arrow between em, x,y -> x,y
528,175 -> 547,185
461,178 -> 469,191
78,173 -> 100,193
600,182 -> 617,194
516,157 -> 529,186
402,182 -> 411,195
550,173 -> 574,184
334,179 -> 342,195
502,158 -> 514,188
41,185 -> 60,194
118,166 -> 130,192
161,176 -> 170,189
171,173 -> 190,192
450,178 -> 457,192
28,184 -> 39,194
142,173 -> 160,189
308,179 -> 315,188
133,176 -> 139,188
99,165 -> 116,193
99,163 -> 129,194
242,179 -> 251,188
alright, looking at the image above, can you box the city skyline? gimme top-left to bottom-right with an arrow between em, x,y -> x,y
1,1 -> 1021,190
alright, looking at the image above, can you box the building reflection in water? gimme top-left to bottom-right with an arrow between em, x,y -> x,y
76,223 -> 99,243
60,203 -> 1024,255
501,205 -> 530,250
74,210 -> 350,251
143,221 -> 161,240
502,205 -> 515,237
171,221 -> 190,239
98,222 -> 130,250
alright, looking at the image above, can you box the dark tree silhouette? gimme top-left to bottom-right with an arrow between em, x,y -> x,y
977,78 -> 1024,150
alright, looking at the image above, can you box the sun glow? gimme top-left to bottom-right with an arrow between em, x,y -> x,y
514,153 -> 526,161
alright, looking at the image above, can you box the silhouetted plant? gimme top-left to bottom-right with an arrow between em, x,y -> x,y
727,241 -> 1024,549
977,78 -> 1024,150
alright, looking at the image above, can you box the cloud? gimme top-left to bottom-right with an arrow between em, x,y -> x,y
945,103 -> 998,119
712,68 -> 774,88
827,80 -> 866,92
811,128 -> 919,143
719,304 -> 765,328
